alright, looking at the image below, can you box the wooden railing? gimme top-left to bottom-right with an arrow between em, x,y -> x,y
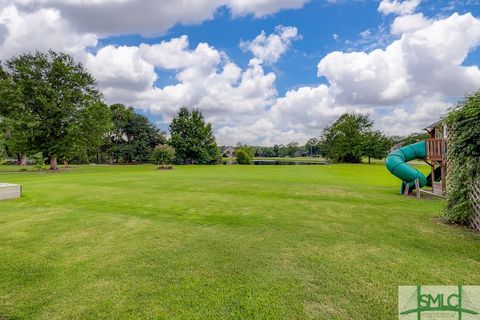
425,138 -> 447,161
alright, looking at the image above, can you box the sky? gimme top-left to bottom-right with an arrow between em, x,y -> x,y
0,0 -> 479,146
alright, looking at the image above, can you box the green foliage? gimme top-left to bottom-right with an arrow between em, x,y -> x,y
170,107 -> 220,164
443,91 -> 480,225
150,145 -> 176,166
318,113 -> 392,163
236,146 -> 254,164
305,138 -> 320,156
362,131 -> 394,164
31,152 -> 46,171
102,104 -> 166,164
319,113 -> 373,163
2,51 -> 112,169
286,142 -> 299,157
0,122 -> 6,163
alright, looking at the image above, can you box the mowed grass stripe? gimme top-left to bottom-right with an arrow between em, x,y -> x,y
0,164 -> 478,319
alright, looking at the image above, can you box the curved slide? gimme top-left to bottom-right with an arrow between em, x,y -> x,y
385,141 -> 427,194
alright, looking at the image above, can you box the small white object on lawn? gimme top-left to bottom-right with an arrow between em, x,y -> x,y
0,183 -> 22,200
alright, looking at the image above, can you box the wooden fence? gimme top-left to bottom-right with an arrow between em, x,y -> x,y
471,180 -> 480,232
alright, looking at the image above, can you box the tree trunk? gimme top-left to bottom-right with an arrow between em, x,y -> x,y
20,154 -> 27,166
50,156 -> 58,170
368,156 -> 371,164
109,156 -> 113,165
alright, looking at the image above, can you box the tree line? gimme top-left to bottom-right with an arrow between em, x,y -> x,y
0,51 -> 220,169
1,51 -> 428,169
239,114 -> 428,164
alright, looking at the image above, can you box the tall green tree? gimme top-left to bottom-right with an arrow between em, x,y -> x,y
361,131 -> 393,164
169,107 -> 220,164
286,142 -> 299,157
4,51 -> 111,170
103,104 -> 166,163
319,113 -> 373,163
0,63 -> 32,165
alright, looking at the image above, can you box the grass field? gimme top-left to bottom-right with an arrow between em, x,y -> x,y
0,164 -> 479,319
252,157 -> 327,162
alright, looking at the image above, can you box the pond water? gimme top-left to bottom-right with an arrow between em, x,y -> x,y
222,159 -> 328,165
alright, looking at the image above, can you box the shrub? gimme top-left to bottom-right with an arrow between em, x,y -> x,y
443,91 -> 480,225
236,146 -> 254,165
150,145 -> 175,167
31,152 -> 46,171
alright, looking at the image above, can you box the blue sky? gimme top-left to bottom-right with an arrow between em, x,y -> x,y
96,0 -> 480,96
1,0 -> 479,145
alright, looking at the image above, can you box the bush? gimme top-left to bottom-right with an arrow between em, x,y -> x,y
150,145 -> 175,167
31,152 -> 46,171
236,146 -> 254,164
443,91 -> 480,225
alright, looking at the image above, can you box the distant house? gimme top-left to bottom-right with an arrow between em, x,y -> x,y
220,146 -> 236,158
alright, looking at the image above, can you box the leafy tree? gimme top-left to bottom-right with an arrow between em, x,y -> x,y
277,144 -> 287,157
150,144 -> 175,167
4,51 -> 111,170
0,122 -> 6,163
236,146 -> 254,164
102,104 -> 166,163
263,148 -> 276,157
319,113 -> 373,163
169,107 -> 220,164
361,131 -> 393,164
273,144 -> 280,157
305,138 -> 320,156
286,142 -> 299,157
0,63 -> 31,165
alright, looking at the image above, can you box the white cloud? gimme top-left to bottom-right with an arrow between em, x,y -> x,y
216,118 -> 311,146
228,0 -> 309,17
377,95 -> 452,134
10,0 -> 310,36
391,13 -> 431,34
318,12 -> 480,106
378,0 -> 421,16
0,5 -> 97,60
269,85 -> 346,131
85,36 -> 277,125
240,25 -> 300,64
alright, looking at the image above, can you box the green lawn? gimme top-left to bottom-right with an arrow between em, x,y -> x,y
0,164 -> 478,319
253,157 -> 327,162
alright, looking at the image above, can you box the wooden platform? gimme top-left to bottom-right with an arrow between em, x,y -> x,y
0,183 -> 22,200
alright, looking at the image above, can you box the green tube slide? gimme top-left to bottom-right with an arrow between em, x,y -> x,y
385,141 -> 427,194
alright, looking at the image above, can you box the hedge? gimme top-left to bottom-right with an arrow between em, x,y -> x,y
443,90 -> 480,225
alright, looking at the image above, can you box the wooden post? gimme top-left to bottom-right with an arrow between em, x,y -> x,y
404,184 -> 410,196
431,164 -> 436,194
441,162 -> 446,193
415,179 -> 420,199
